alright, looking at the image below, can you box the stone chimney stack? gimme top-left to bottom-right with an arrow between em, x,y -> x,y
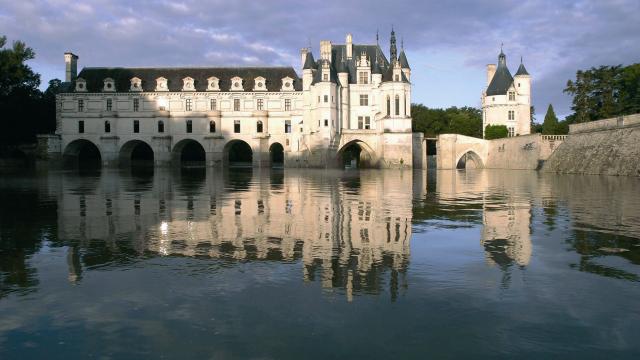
486,64 -> 496,86
346,33 -> 353,59
320,40 -> 332,62
65,52 -> 79,82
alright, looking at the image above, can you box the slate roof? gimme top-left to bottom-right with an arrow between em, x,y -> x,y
486,52 -> 514,96
398,50 -> 410,69
71,67 -> 302,92
303,52 -> 316,70
515,62 -> 529,76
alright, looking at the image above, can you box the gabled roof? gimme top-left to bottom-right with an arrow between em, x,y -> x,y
71,67 -> 302,92
486,52 -> 514,96
398,50 -> 410,69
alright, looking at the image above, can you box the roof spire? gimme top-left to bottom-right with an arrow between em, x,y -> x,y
390,26 -> 397,62
376,29 -> 379,45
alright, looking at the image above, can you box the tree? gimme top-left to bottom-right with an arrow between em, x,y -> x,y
484,124 -> 508,140
542,104 -> 559,134
411,104 -> 482,138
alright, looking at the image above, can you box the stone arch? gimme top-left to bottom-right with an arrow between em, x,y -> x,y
337,140 -> 377,169
456,150 -> 484,169
119,140 -> 154,168
172,139 -> 206,168
63,139 -> 102,169
269,142 -> 284,167
224,139 -> 253,167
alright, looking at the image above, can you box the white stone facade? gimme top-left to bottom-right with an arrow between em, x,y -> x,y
54,31 -> 422,169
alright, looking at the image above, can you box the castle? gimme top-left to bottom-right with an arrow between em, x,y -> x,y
48,30 -> 425,169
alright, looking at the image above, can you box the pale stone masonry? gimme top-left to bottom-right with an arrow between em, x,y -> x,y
50,30 -> 424,168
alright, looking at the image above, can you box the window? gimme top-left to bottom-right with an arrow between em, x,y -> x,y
234,120 -> 241,133
386,96 -> 391,116
185,99 -> 192,112
358,116 -> 363,129
209,120 -> 215,133
133,120 -> 139,133
518,82 -> 521,88
324,119 -> 328,127
508,91 -> 516,101
106,99 -> 112,112
78,99 -> 84,112
394,74 -> 400,82
359,94 -> 368,106
285,120 -> 291,133
323,73 -> 328,81
358,71 -> 368,84
78,120 -> 84,133
257,120 -> 263,133
104,120 -> 111,133
365,116 -> 371,129
395,95 -> 400,116
257,98 -> 263,110
508,110 -> 515,120
186,120 -> 192,133
133,98 -> 139,112
210,98 -> 217,110
234,98 -> 240,111
508,126 -> 515,137
324,95 -> 328,103
285,99 -> 291,111
158,120 -> 164,133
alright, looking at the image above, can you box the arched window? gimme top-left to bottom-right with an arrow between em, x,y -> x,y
256,120 -> 263,133
104,120 -> 111,133
186,120 -> 193,133
209,120 -> 216,133
386,96 -> 391,116
158,120 -> 164,133
395,95 -> 400,116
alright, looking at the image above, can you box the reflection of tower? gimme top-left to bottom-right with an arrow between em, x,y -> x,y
481,198 -> 532,267
67,245 -> 82,284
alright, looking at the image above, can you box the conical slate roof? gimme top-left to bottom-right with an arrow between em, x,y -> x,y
515,61 -> 529,76
486,51 -> 514,96
398,50 -> 410,69
303,52 -> 316,70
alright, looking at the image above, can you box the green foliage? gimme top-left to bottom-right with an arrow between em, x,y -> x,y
564,64 -> 640,123
484,124 -> 508,140
542,104 -> 559,134
411,104 -> 482,138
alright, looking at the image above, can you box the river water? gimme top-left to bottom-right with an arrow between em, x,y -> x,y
0,168 -> 639,359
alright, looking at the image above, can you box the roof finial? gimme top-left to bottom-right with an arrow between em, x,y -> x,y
376,29 -> 379,45
520,55 -> 523,64
401,37 -> 404,50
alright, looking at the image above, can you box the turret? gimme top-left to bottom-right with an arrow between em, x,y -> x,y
302,51 -> 316,90
514,56 -> 531,97
64,52 -> 78,82
398,40 -> 410,82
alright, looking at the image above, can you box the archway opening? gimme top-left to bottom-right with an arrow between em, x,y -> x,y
338,141 -> 374,169
456,151 -> 483,169
226,140 -> 253,167
173,139 -> 206,168
269,142 -> 284,168
63,140 -> 102,169
120,140 -> 154,169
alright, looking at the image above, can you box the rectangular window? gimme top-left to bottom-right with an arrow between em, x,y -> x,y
394,74 -> 400,82
508,92 -> 516,101
365,116 -> 371,130
508,126 -> 515,137
209,120 -> 215,133
323,73 -> 328,81
104,121 -> 110,133
359,94 -> 368,106
285,99 -> 291,111
358,116 -> 363,129
508,110 -> 515,120
234,98 -> 240,111
358,72 -> 368,84
210,98 -> 217,110
324,119 -> 328,127
133,98 -> 139,112
158,120 -> 164,133
78,99 -> 84,112
395,96 -> 400,116
234,120 -> 241,133
257,121 -> 263,133
285,120 -> 291,133
186,120 -> 192,133
78,120 -> 84,133
106,99 -> 112,112
133,120 -> 139,133
185,99 -> 192,112
257,98 -> 264,110
324,95 -> 328,103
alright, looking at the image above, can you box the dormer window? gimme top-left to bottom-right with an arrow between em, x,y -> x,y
182,77 -> 195,91
508,91 -> 516,101
207,76 -> 219,91
75,78 -> 87,92
103,78 -> 115,92
130,77 -> 142,91
253,76 -> 266,91
280,77 -> 294,91
323,73 -> 328,82
358,72 -> 369,84
230,76 -> 243,91
156,77 -> 168,91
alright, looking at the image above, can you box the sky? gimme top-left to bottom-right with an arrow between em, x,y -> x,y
1,0 -> 638,120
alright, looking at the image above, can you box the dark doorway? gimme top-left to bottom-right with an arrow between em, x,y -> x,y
227,141 -> 253,167
269,143 -> 284,168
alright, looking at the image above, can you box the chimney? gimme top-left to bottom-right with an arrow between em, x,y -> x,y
320,40 -> 332,62
346,33 -> 353,59
486,64 -> 496,86
65,52 -> 78,82
300,48 -> 309,68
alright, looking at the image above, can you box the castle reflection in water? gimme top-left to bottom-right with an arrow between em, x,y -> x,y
56,168 -> 536,299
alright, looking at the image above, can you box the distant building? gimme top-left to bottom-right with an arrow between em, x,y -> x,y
48,30 -> 425,169
481,49 -> 531,138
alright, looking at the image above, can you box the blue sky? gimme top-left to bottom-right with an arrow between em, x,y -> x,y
1,0 -> 638,120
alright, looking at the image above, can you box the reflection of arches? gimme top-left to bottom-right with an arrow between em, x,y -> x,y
172,139 -> 206,168
269,142 -> 284,167
224,140 -> 253,167
337,140 -> 376,169
456,150 -> 483,169
119,140 -> 154,168
63,139 -> 102,169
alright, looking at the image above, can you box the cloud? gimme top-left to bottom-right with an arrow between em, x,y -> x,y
0,0 -> 638,117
